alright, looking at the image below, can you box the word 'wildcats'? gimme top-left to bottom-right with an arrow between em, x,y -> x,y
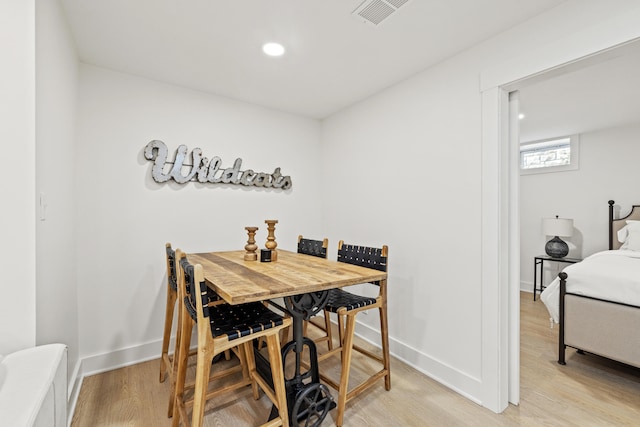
143,140 -> 292,190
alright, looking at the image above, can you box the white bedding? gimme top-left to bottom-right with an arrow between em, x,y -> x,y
540,250 -> 640,323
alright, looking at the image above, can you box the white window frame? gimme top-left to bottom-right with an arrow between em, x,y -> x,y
519,134 -> 579,175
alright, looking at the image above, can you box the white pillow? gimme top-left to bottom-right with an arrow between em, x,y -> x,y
617,220 -> 640,243
620,220 -> 640,250
617,226 -> 627,243
625,229 -> 640,251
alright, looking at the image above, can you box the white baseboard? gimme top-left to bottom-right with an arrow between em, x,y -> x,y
66,358 -> 82,427
520,280 -> 533,293
79,340 -> 165,378
352,318 -> 483,404
66,319 -> 484,421
66,337 -> 174,424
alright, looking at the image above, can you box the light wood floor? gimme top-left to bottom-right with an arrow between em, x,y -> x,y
71,293 -> 640,426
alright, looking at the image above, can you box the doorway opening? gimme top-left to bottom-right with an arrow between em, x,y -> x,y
510,37 -> 640,404
480,26 -> 640,413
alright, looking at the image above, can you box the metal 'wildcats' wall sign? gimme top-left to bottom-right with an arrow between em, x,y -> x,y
143,140 -> 292,190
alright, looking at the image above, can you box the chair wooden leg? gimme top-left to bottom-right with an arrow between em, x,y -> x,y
337,313 -> 347,363
191,345 -> 215,427
236,343 -> 250,384
265,334 -> 289,427
337,313 -> 344,343
242,342 -> 261,400
379,305 -> 391,390
336,314 -> 357,427
169,318 -> 193,418
171,315 -> 193,427
324,309 -> 334,351
160,285 -> 177,382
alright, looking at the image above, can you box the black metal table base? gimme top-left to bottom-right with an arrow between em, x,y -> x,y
257,338 -> 335,426
256,292 -> 335,427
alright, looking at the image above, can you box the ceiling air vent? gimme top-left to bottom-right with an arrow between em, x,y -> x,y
352,0 -> 412,26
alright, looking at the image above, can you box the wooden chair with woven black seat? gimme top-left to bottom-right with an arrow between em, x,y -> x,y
265,235 -> 330,348
317,241 -> 390,427
160,243 -> 179,384
297,235 -> 328,259
172,250 -> 291,427
296,235 -> 333,351
160,243 -> 231,417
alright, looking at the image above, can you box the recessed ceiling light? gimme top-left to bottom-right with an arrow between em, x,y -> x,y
519,113 -> 525,120
262,42 -> 285,57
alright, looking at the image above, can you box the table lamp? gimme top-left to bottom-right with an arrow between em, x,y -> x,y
542,215 -> 573,258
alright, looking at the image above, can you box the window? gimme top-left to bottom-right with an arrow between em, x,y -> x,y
520,135 -> 579,175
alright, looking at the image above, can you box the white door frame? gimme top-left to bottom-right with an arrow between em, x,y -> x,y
507,90 -> 520,405
479,9 -> 640,413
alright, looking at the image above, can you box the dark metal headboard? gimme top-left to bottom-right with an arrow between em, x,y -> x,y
609,200 -> 640,250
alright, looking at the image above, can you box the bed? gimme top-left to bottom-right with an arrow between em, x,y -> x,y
540,200 -> 640,367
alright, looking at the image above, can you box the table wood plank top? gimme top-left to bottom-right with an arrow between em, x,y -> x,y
188,250 -> 388,305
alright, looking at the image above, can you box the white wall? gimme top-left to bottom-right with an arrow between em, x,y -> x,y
322,65 -> 484,397
322,0 -> 640,407
35,0 -> 80,387
520,122 -> 640,291
74,65 -> 323,372
0,0 -> 36,355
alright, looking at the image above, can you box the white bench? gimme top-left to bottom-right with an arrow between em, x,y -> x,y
0,344 -> 67,426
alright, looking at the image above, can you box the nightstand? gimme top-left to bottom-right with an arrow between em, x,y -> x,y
533,255 -> 582,301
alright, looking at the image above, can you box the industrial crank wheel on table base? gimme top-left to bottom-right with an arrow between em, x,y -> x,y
262,291 -> 335,427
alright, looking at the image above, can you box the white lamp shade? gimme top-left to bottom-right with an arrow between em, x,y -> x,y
542,217 -> 573,237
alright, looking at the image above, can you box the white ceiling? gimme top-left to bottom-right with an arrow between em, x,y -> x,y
59,0 -> 565,119
518,40 -> 640,142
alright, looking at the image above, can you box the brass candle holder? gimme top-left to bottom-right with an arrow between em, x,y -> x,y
244,226 -> 259,261
264,219 -> 278,261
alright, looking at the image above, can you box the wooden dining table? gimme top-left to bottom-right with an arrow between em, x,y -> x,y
187,249 -> 388,426
188,249 -> 388,304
